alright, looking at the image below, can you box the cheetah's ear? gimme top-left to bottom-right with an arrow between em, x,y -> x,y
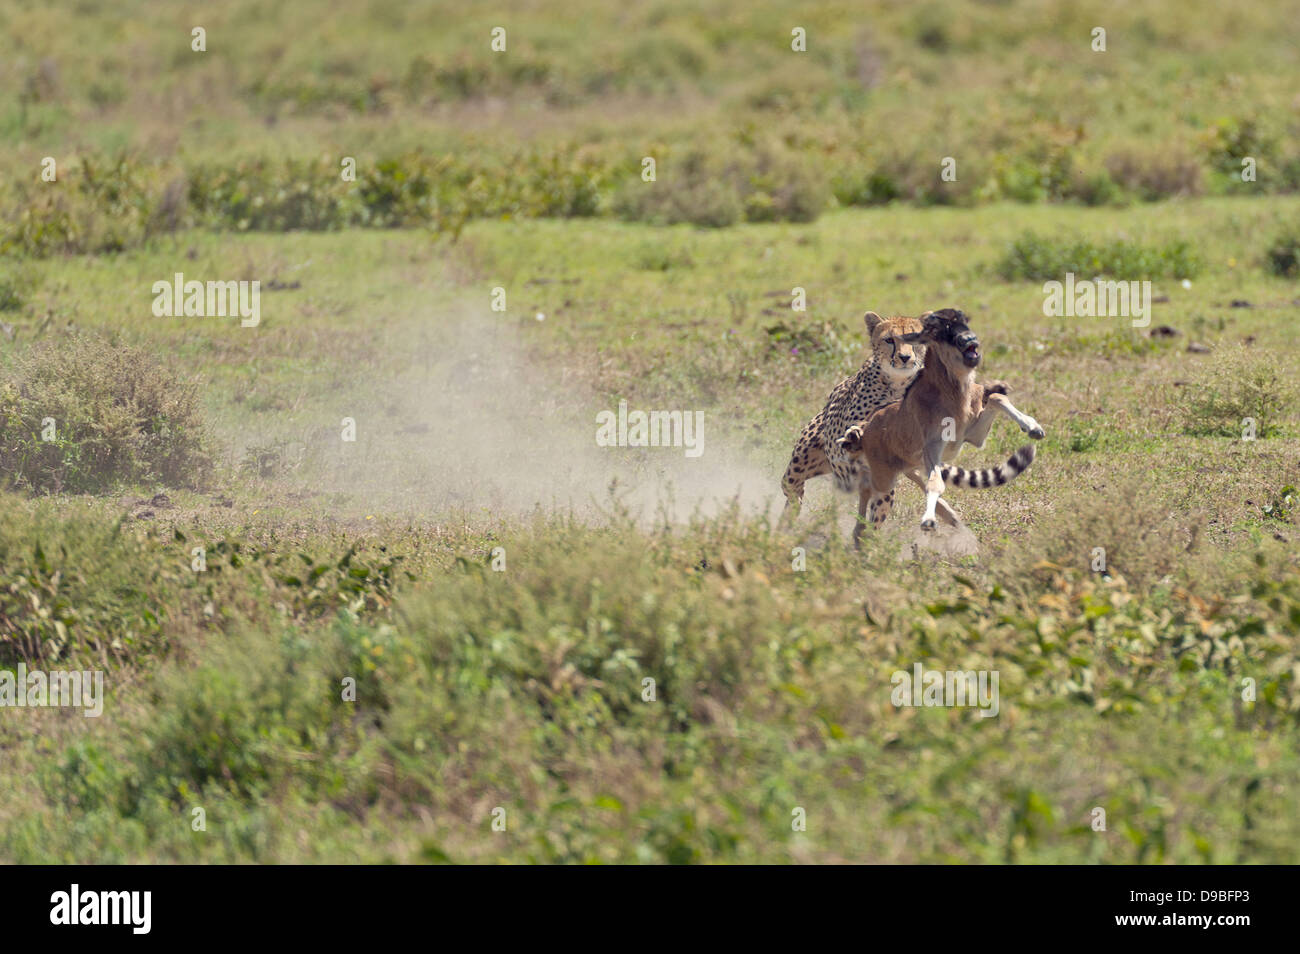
862,311 -> 882,334
837,424 -> 865,453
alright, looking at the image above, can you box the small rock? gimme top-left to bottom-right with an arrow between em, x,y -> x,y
1187,342 -> 1212,353
1149,324 -> 1181,338
901,522 -> 979,560
1231,299 -> 1252,308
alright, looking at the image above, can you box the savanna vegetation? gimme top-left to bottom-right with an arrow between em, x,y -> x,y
0,0 -> 1298,863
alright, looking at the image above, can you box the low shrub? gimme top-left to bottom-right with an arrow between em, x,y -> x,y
0,334 -> 212,493
1265,225 -> 1300,278
0,267 -> 34,312
0,505 -> 176,667
1065,167 -> 1127,207
1105,146 -> 1205,201
0,157 -> 167,257
996,232 -> 1201,281
612,140 -> 828,228
1203,117 -> 1273,179
612,148 -> 744,227
187,157 -> 352,232
1180,350 -> 1292,438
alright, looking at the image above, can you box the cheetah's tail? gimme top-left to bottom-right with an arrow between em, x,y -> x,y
940,445 -> 1035,489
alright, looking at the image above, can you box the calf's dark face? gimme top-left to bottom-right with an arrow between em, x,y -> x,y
922,309 -> 981,368
952,326 -> 980,368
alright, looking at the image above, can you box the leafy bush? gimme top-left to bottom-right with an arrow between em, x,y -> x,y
1265,225 -> 1300,278
612,148 -> 744,227
996,232 -> 1202,281
11,515 -> 1300,862
1105,147 -> 1205,201
833,168 -> 903,206
187,157 -> 352,232
633,242 -> 695,271
1263,485 -> 1297,523
0,134 -> 1286,258
0,157 -> 166,257
1066,167 -> 1126,207
0,506 -> 175,667
1203,117 -> 1272,179
0,267 -> 34,312
763,319 -> 853,365
1180,353 -> 1291,438
0,335 -> 212,493
612,141 -> 828,227
1281,156 -> 1300,193
741,143 -> 829,222
516,149 -> 607,218
354,157 -> 435,226
0,498 -> 409,669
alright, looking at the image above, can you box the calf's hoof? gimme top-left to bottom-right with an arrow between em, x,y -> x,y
1028,425 -> 1045,440
920,518 -> 937,532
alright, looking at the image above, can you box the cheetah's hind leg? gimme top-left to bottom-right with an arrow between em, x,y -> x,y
780,439 -> 831,525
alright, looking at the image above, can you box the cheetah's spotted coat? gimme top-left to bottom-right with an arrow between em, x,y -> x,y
780,311 -> 923,519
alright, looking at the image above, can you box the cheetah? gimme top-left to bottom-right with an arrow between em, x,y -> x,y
781,309 -> 1047,530
780,311 -> 924,521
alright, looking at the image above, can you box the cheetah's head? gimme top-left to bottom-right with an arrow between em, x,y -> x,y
863,311 -> 925,382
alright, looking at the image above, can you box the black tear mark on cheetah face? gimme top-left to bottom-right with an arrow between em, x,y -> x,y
866,310 -> 926,381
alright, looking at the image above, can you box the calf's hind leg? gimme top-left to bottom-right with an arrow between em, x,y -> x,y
903,469 -> 961,527
919,440 -> 947,531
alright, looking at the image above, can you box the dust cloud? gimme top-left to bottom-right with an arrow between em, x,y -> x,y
302,304 -> 789,527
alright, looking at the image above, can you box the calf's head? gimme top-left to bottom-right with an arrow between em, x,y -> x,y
906,307 -> 980,369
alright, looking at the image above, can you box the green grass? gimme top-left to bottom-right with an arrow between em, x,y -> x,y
1,196 -> 1298,862
3,0 -> 1300,250
2,0 -> 1299,864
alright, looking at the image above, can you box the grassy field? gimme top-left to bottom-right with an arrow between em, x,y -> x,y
1,0 -> 1299,864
